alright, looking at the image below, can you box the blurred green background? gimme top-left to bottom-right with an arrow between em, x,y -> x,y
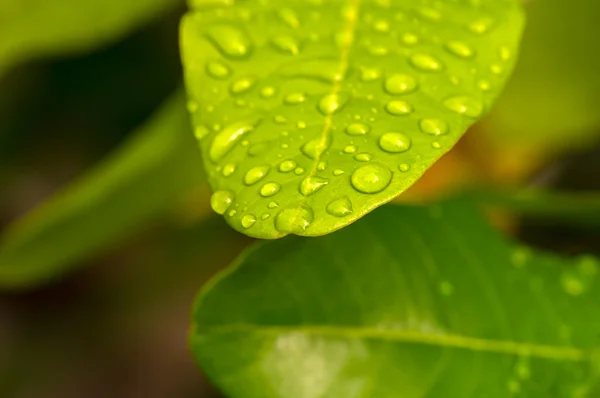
1,0 -> 599,396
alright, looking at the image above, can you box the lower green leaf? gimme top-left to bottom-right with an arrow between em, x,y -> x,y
0,92 -> 207,288
191,199 -> 600,397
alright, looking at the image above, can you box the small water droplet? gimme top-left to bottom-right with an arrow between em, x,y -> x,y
317,161 -> 328,171
278,8 -> 300,28
490,64 -> 504,75
511,247 -> 531,269
209,121 -> 255,162
354,153 -> 373,162
361,67 -> 382,82
351,163 -> 392,194
275,205 -> 314,234
207,25 -> 252,59
206,61 -> 232,79
344,145 -> 357,154
561,271 -> 587,296
279,160 -> 297,172
439,281 -> 454,296
302,134 -> 332,159
299,177 -> 329,196
410,53 -> 444,72
445,41 -> 475,58
187,100 -> 198,113
419,118 -> 448,135
284,92 -> 307,105
260,182 -> 281,197
515,358 -> 530,380
373,19 -> 390,32
443,96 -> 483,118
327,196 -> 353,217
274,115 -> 288,124
385,101 -> 413,116
432,141 -> 442,149
241,214 -> 257,229
384,74 -> 418,95
210,190 -> 235,215
261,213 -> 271,220
333,169 -> 345,176
399,163 -> 410,172
469,17 -> 495,35
294,167 -> 305,175
244,165 -> 270,185
222,163 -> 236,177
268,201 -> 279,209
318,93 -> 348,115
499,45 -> 512,61
230,77 -> 256,94
478,80 -> 492,91
228,209 -> 237,217
507,379 -> 521,394
271,35 -> 301,55
346,123 -> 370,136
401,33 -> 419,45
261,86 -> 276,98
194,125 -> 211,140
417,7 -> 441,21
379,132 -> 411,153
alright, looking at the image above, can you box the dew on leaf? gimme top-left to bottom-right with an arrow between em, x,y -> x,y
206,61 -> 232,79
351,163 -> 392,194
210,190 -> 235,215
401,33 -> 419,45
284,92 -> 307,105
346,123 -> 370,136
278,8 -> 300,28
241,214 -> 257,229
302,134 -> 331,159
384,74 -> 418,95
360,67 -> 382,82
333,169 -> 345,176
274,205 -> 314,234
299,177 -> 329,196
318,93 -> 348,115
379,132 -> 411,153
194,125 -> 210,140
294,167 -> 305,175
279,160 -> 296,172
354,153 -> 373,162
260,182 -> 281,197
207,24 -> 252,59
432,141 -> 442,149
344,145 -> 357,154
399,163 -> 410,172
261,86 -> 276,98
244,165 -> 270,185
222,163 -> 236,177
445,41 -> 475,58
420,118 -> 449,135
469,17 -> 495,35
385,101 -> 413,116
317,161 -> 328,171
443,96 -> 484,118
209,121 -> 255,162
326,197 -> 353,217
230,77 -> 256,94
410,53 -> 444,72
438,281 -> 455,296
271,35 -> 300,55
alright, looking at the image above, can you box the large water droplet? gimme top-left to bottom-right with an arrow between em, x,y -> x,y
271,35 -> 300,55
351,163 -> 392,194
327,197 -> 353,217
209,121 -> 255,162
230,77 -> 256,94
379,132 -> 411,153
301,133 -> 332,159
275,205 -> 314,234
299,177 -> 329,196
207,25 -> 252,59
385,101 -> 413,116
318,93 -> 348,115
445,41 -> 475,58
384,74 -> 418,95
346,123 -> 370,136
410,53 -> 444,71
241,214 -> 257,229
279,160 -> 297,172
206,61 -> 232,79
211,190 -> 235,215
260,182 -> 281,197
420,118 -> 448,135
244,165 -> 270,185
443,96 -> 483,118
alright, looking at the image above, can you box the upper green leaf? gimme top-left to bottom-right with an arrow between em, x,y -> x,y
0,92 -> 207,289
180,0 -> 525,239
191,199 -> 600,398
0,0 -> 181,78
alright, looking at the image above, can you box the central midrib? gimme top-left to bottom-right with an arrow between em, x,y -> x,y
282,0 -> 362,237
197,323 -> 592,362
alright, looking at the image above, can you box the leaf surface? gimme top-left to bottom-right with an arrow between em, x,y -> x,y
181,0 -> 525,238
0,92 -> 206,288
0,0 -> 181,78
192,199 -> 600,397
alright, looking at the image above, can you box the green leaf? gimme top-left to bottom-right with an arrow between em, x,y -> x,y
0,0 -> 181,78
191,199 -> 600,398
0,92 -> 206,289
180,0 -> 525,239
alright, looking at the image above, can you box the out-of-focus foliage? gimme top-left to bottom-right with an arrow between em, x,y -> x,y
0,93 -> 207,289
0,0 -> 183,78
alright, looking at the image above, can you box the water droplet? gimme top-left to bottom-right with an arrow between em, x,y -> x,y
274,115 -> 288,124
431,141 -> 442,149
399,163 -> 410,172
351,163 -> 392,194
187,100 -> 198,113
327,197 -> 353,217
244,165 -> 270,185
260,213 -> 271,220
379,132 -> 411,153
194,125 -> 210,140
230,77 -> 255,94
206,61 -> 232,79
271,35 -> 300,55
300,177 -> 329,196
490,64 -> 504,75
302,133 -> 332,159
279,160 -> 296,172
228,209 -> 237,217
511,247 -> 530,269
401,33 -> 419,45
439,281 -> 454,296
278,8 -> 300,28
333,169 -> 345,176
346,123 -> 370,136
354,153 -> 373,162
268,201 -> 279,209
344,145 -> 357,154
507,379 -> 521,394
469,17 -> 494,35
284,92 -> 307,105
275,205 -> 314,234
207,25 -> 252,59
209,121 -> 255,162
445,41 -> 475,58
420,118 -> 448,135
294,167 -> 305,175
241,214 -> 257,229
373,19 -> 390,32
561,271 -> 586,296
477,80 -> 492,91
499,45 -> 512,61
443,96 -> 483,118
384,74 -> 418,95
410,53 -> 444,72
260,182 -> 281,197
365,42 -> 389,56
318,93 -> 348,115
317,161 -> 328,171
385,101 -> 413,116
222,163 -> 236,177
515,358 -> 530,380
361,67 -> 382,82
417,7 -> 441,21
210,190 -> 235,215
261,86 -> 276,98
